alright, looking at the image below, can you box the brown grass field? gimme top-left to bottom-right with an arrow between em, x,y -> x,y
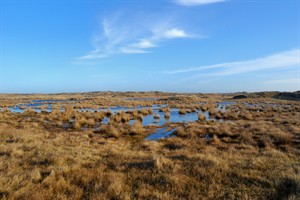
0,91 -> 299,199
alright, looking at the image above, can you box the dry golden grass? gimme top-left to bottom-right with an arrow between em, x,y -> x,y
174,126 -> 188,137
178,109 -> 186,115
130,121 -> 145,135
165,112 -> 170,119
104,124 -> 122,138
139,108 -> 153,115
153,113 -> 161,119
0,93 -> 299,199
198,112 -> 206,121
1,122 -> 299,199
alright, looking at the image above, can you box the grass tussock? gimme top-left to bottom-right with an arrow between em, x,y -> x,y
198,112 -> 206,121
165,112 -> 170,119
104,124 -> 122,138
130,121 -> 145,135
178,109 -> 186,115
153,114 -> 161,119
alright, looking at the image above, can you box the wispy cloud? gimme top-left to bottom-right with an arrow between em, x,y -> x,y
162,28 -> 190,38
262,78 -> 299,84
175,0 -> 226,6
78,13 -> 194,60
164,49 -> 300,76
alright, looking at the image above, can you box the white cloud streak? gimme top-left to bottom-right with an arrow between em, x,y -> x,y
163,28 -> 190,38
164,49 -> 300,76
78,14 -> 193,60
262,78 -> 299,84
175,0 -> 226,6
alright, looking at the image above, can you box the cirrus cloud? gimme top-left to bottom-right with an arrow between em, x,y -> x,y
175,0 -> 226,6
164,49 -> 300,76
78,12 -> 194,60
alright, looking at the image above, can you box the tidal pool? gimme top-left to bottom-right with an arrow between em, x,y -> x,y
7,99 -> 79,113
128,108 -> 211,126
4,100 -> 235,125
145,128 -> 176,141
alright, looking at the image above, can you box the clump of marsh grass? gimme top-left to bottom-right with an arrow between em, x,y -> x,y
208,108 -> 217,117
198,112 -> 206,122
106,110 -> 113,117
152,154 -> 173,172
94,111 -> 106,122
211,134 -> 221,144
165,112 -> 170,119
223,110 -> 239,120
99,124 -> 122,138
153,114 -> 161,119
74,121 -> 81,130
239,111 -> 253,120
130,121 -> 145,135
179,109 -> 186,115
77,116 -> 88,126
109,113 -> 122,123
139,109 -> 149,115
86,118 -> 95,127
239,131 -> 256,146
133,114 -> 143,122
139,109 -> 153,115
112,111 -> 130,123
147,108 -> 153,114
200,105 -> 208,112
269,128 -> 292,146
174,127 -> 188,138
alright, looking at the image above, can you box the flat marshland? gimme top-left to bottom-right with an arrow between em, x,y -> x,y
0,92 -> 299,199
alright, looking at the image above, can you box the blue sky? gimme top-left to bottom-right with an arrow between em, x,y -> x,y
1,0 -> 299,93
